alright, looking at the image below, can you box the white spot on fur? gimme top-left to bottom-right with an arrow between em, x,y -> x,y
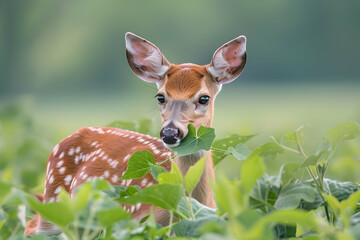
59,152 -> 64,159
54,186 -> 62,194
74,155 -> 79,164
59,167 -> 66,174
104,170 -> 110,178
53,144 -> 59,156
124,154 -> 131,162
75,146 -> 81,153
111,175 -> 118,183
126,179 -> 132,187
49,175 -> 54,184
64,175 -> 72,186
68,148 -> 74,156
141,178 -> 148,187
56,160 -> 64,168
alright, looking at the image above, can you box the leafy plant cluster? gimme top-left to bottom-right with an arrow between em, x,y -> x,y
0,104 -> 360,240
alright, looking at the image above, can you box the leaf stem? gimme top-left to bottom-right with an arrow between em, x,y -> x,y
167,210 -> 174,236
249,196 -> 276,210
270,136 -> 301,154
210,147 -> 228,153
157,154 -> 177,166
184,195 -> 195,220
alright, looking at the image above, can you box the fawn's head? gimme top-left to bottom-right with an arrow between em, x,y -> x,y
125,33 -> 247,148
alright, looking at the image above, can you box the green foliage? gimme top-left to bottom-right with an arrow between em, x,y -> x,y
172,125 -> 215,157
1,110 -> 360,239
121,150 -> 155,180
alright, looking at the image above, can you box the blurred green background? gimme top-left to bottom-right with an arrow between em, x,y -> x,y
0,0 -> 359,191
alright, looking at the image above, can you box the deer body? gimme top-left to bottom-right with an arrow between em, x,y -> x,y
25,32 -> 247,236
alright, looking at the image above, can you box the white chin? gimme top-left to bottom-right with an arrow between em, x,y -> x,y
162,140 -> 180,149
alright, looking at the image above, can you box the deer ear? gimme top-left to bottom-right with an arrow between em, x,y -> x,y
207,35 -> 247,84
125,32 -> 171,83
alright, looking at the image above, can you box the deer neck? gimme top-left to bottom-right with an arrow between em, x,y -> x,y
174,150 -> 216,208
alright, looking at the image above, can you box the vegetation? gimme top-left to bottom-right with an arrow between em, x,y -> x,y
1,103 -> 360,240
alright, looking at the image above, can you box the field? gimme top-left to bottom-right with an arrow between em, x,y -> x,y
1,83 -> 360,239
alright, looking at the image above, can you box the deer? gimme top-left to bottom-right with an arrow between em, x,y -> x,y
24,32 -> 247,236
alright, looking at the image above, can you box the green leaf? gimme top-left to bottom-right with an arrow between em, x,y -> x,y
279,162 -> 300,186
184,157 -> 206,194
149,163 -> 167,182
301,153 -> 325,168
281,125 -> 305,144
212,173 -> 245,216
157,162 -> 183,185
0,209 -> 5,230
323,178 -> 360,202
177,197 -> 217,219
173,125 -> 215,157
211,134 -> 256,165
250,175 -> 279,210
118,184 -> 183,210
226,143 -> 252,161
27,192 -> 74,228
326,121 -> 360,149
97,201 -> 131,226
275,183 -> 316,209
172,216 -> 226,238
121,150 -> 155,179
74,182 -> 92,211
247,210 -> 320,238
0,181 -> 12,203
324,194 -> 341,217
256,142 -> 284,160
240,144 -> 271,195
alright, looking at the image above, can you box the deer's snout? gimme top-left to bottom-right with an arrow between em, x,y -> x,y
160,127 -> 179,144
160,123 -> 185,148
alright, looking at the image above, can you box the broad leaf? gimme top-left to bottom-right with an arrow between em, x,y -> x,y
281,125 -> 305,144
173,125 -> 215,157
118,184 -> 183,210
301,150 -> 327,168
121,150 -> 155,179
323,178 -> 360,201
149,163 -> 167,182
212,134 -> 256,165
184,157 -> 205,194
177,197 -> 217,219
0,181 -> 12,203
326,121 -> 360,149
172,216 -> 226,238
279,162 -> 300,186
226,143 -> 252,161
27,192 -> 74,228
275,183 -> 316,209
158,162 -> 183,185
97,201 -> 131,226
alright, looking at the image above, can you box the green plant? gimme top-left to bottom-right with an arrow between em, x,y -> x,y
0,118 -> 359,239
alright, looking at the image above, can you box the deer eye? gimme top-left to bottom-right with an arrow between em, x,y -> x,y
156,94 -> 165,104
198,95 -> 210,105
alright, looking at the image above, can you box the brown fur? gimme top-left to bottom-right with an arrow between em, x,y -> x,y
164,64 -> 208,100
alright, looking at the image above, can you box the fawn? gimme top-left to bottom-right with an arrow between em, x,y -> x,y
25,32 -> 247,235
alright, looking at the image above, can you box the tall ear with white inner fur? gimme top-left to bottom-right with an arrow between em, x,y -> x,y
125,32 -> 171,83
207,36 -> 247,84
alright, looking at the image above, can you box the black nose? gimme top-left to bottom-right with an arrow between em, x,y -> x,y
160,127 -> 180,145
